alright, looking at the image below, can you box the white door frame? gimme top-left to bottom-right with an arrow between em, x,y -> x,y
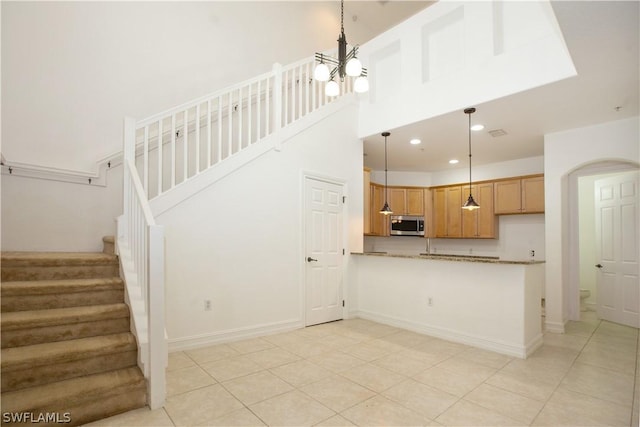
301,172 -> 348,326
567,161 -> 639,321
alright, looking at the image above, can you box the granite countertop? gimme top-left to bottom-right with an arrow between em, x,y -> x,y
352,252 -> 545,265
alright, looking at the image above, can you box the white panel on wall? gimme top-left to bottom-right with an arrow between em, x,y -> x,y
421,6 -> 464,83
370,41 -> 402,104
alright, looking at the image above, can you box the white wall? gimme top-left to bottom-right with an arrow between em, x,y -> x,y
544,116 -> 640,332
357,0 -> 575,138
1,1 -> 386,173
156,105 -> 363,349
1,168 -> 122,252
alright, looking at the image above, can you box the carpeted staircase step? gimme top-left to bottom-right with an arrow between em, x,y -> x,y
1,332 -> 137,392
1,252 -> 119,281
1,303 -> 130,348
1,277 -> 124,312
1,366 -> 146,427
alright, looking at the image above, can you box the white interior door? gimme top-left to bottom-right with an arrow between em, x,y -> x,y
595,171 -> 640,327
305,177 -> 344,326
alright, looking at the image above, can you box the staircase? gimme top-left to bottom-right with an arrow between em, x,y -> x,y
0,238 -> 147,426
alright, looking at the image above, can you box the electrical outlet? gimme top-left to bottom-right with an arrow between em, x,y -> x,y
204,300 -> 212,311
428,297 -> 433,307
530,250 -> 535,258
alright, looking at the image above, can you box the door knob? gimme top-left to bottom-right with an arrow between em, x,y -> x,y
595,263 -> 603,269
307,257 -> 318,262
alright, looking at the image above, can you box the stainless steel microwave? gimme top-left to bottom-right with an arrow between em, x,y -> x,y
390,215 -> 425,236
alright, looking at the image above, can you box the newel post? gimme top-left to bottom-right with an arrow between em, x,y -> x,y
147,224 -> 166,409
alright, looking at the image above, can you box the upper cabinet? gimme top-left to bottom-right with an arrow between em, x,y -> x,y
494,175 -> 545,214
389,187 -> 424,216
433,183 -> 496,239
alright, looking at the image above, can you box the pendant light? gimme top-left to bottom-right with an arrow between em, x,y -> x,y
380,132 -> 393,215
462,108 -> 480,210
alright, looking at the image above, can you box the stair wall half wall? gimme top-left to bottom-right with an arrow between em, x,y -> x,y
1,164 -> 123,252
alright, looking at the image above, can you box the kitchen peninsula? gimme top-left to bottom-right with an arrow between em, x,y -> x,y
350,252 -> 545,358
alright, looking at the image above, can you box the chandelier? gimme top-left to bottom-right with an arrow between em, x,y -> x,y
313,0 -> 369,97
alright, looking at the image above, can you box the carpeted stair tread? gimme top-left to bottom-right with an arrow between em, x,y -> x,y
1,303 -> 129,331
1,252 -> 118,267
1,277 -> 123,296
0,366 -> 145,415
2,332 -> 136,372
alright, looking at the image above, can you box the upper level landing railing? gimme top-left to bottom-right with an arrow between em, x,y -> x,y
131,52 -> 355,201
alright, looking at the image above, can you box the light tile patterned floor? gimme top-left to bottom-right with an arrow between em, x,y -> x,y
87,312 -> 639,426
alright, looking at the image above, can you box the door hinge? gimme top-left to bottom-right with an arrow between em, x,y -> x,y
342,196 -> 346,204
342,300 -> 345,307
343,248 -> 345,255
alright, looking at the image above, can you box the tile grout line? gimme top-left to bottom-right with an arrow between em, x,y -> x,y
527,318 -> 602,426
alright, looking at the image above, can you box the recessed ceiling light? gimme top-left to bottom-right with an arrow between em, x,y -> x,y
471,124 -> 484,131
410,138 -> 421,145
449,159 -> 459,164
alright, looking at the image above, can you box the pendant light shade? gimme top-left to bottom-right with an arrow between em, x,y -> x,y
380,132 -> 393,215
325,80 -> 340,97
462,108 -> 480,211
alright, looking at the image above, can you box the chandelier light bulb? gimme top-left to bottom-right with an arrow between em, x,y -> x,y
325,80 -> 340,97
345,57 -> 362,77
353,76 -> 369,93
314,63 -> 330,82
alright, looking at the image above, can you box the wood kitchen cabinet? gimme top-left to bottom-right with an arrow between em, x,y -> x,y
494,175 -> 545,214
433,186 -> 462,237
433,183 -> 496,239
388,187 -> 424,216
369,183 -> 389,236
461,183 -> 496,238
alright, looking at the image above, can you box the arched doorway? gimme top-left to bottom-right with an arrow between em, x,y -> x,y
567,161 -> 639,323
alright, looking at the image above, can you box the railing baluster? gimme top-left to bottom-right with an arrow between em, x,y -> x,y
238,87 -> 243,150
143,125 -> 149,196
298,65 -> 303,119
157,119 -> 163,196
207,100 -> 212,168
171,114 -> 176,187
266,76 -> 271,135
257,79 -> 262,140
247,83 -> 252,145
183,109 -> 188,181
228,92 -> 233,156
195,104 -> 200,174
284,68 -> 289,126
217,96 -> 222,162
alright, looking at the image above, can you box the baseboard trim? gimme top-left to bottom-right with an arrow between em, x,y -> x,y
352,309 -> 533,359
167,319 -> 304,352
544,319 -> 566,334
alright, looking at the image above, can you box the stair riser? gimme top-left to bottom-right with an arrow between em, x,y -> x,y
1,290 -> 124,312
2,265 -> 119,281
1,380 -> 146,427
2,350 -> 138,392
2,317 -> 130,348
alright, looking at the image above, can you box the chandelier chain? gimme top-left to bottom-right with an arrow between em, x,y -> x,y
341,0 -> 345,34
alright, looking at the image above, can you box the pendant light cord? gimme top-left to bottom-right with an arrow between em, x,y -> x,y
384,134 -> 389,200
468,111 -> 472,197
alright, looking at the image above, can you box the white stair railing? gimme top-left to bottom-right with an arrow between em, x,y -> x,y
132,53 -> 354,201
118,51 -> 355,409
118,117 -> 166,409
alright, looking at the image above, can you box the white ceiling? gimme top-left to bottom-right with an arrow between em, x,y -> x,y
361,1 -> 639,172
